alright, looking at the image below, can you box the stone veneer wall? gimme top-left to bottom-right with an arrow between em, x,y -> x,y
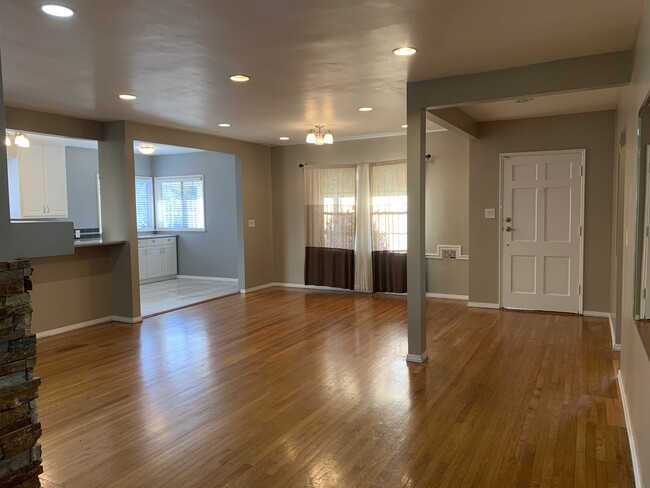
0,260 -> 42,488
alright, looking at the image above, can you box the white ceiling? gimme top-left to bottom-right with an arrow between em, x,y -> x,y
460,87 -> 624,122
0,0 -> 642,146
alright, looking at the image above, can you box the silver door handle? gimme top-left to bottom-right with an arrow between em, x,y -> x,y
505,226 -> 516,232
46,205 -> 50,213
42,205 -> 46,213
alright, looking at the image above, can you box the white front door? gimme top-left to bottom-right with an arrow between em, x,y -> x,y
501,150 -> 584,313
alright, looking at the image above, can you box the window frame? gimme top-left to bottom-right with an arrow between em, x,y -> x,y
135,176 -> 155,232
153,175 -> 206,232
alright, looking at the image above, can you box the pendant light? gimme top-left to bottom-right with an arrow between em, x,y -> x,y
13,133 -> 30,148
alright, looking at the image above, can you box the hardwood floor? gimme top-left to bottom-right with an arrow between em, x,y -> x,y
36,289 -> 634,487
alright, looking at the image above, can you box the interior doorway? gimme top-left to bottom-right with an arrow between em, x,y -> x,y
500,150 -> 585,313
133,141 -> 243,316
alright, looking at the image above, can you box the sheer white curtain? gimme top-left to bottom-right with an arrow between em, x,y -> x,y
355,163 -> 373,292
370,161 -> 407,252
304,165 -> 356,250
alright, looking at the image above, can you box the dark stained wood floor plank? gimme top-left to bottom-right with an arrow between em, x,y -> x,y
35,289 -> 635,487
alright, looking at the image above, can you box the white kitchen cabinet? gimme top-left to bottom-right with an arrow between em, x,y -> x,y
138,236 -> 177,282
15,144 -> 68,218
138,247 -> 148,280
162,244 -> 177,276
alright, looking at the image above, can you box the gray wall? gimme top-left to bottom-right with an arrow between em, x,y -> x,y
151,152 -> 239,279
65,146 -> 100,229
134,154 -> 152,177
270,130 -> 469,296
468,110 -> 615,312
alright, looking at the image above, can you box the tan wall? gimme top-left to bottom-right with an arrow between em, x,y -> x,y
30,246 -> 115,334
271,131 -> 469,296
615,1 -> 650,483
468,111 -> 615,312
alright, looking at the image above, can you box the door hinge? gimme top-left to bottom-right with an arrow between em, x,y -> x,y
581,166 -> 584,176
580,226 -> 583,237
578,284 -> 582,295
644,288 -> 647,299
646,226 -> 649,238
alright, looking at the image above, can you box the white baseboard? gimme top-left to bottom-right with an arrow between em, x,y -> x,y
406,352 -> 429,363
582,310 -> 609,318
177,275 -> 239,282
275,283 -> 369,293
35,315 -> 142,338
36,316 -> 113,339
617,370 -> 643,487
240,283 -> 276,294
467,302 -> 500,309
112,316 -> 143,324
426,292 -> 469,301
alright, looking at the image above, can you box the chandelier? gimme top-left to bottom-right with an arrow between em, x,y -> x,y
306,125 -> 333,146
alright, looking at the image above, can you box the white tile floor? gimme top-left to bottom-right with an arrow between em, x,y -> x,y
140,277 -> 240,317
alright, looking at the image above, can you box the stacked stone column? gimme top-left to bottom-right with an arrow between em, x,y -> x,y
0,260 -> 42,488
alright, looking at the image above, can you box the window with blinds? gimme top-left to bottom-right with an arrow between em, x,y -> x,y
154,175 -> 205,231
135,177 -> 155,231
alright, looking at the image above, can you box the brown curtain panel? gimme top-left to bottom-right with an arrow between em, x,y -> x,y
305,247 -> 355,290
372,251 -> 407,293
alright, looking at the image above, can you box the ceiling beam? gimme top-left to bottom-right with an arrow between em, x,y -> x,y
427,108 -> 479,139
5,107 -> 105,141
408,51 -> 633,110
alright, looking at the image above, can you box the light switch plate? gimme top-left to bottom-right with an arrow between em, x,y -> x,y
484,208 -> 496,219
248,219 -> 256,228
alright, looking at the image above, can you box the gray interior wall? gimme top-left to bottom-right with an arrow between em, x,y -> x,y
65,146 -> 99,229
134,154 -> 152,177
271,130 -> 469,296
468,110 -> 615,312
152,152 -> 239,279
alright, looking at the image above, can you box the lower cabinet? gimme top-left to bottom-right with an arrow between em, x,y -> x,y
138,237 -> 177,282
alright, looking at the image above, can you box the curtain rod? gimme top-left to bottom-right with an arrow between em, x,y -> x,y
300,156 -> 430,168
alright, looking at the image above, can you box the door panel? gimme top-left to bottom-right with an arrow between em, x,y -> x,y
42,146 -> 68,217
502,151 -> 583,313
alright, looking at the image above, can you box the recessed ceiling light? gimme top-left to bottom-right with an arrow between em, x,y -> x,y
516,98 -> 534,104
358,107 -> 373,112
401,124 -> 408,128
138,144 -> 156,155
41,4 -> 74,17
279,137 -> 290,141
230,74 -> 250,82
119,94 -> 137,101
218,123 -> 231,128
392,47 -> 417,56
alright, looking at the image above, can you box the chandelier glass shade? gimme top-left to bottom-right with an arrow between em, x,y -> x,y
5,132 -> 31,148
306,126 -> 333,146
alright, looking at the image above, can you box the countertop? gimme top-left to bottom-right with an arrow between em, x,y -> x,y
137,234 -> 178,239
74,238 -> 126,248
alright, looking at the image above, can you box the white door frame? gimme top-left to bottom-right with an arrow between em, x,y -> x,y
639,146 -> 650,318
498,149 -> 586,314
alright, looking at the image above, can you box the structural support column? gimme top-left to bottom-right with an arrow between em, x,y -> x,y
406,105 -> 427,363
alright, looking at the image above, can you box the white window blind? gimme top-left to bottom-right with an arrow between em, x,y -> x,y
154,175 -> 205,231
135,177 -> 155,231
